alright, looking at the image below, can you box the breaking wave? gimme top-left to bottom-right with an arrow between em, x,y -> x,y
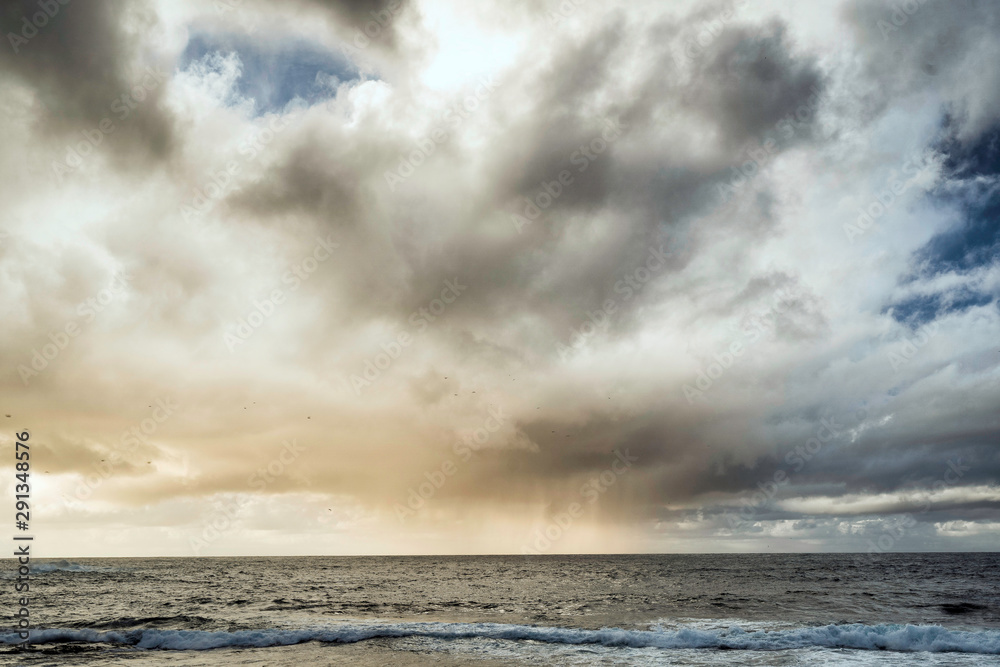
1,622 -> 999,653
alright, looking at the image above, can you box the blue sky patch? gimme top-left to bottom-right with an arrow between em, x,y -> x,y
884,288 -> 994,328
180,32 -> 361,114
915,122 -> 1000,277
885,121 -> 1000,326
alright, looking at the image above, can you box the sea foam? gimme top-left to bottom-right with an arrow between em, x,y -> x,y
1,622 -> 999,653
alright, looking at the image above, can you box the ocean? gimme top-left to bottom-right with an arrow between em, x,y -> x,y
2,553 -> 998,665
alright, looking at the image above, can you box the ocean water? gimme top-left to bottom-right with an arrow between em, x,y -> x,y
2,553 -> 999,665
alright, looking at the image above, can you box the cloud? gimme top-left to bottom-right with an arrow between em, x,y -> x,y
1,0 -> 998,555
777,485 -> 1000,515
0,0 -> 176,167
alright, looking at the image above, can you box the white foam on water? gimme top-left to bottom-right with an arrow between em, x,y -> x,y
1,622 -> 998,653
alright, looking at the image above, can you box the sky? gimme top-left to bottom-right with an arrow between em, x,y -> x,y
0,0 -> 997,557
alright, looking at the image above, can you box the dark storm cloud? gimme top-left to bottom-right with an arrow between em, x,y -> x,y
844,0 -> 1000,140
296,0 -> 411,49
4,0 -> 999,554
491,15 -> 827,218
308,0 -> 407,27
0,0 -> 175,164
220,7 -> 829,362
681,22 -> 825,150
227,134 -> 367,222
679,391 -> 1000,511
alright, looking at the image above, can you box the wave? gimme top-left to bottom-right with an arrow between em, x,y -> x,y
1,622 -> 999,653
0,560 -> 114,578
33,559 -> 112,573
